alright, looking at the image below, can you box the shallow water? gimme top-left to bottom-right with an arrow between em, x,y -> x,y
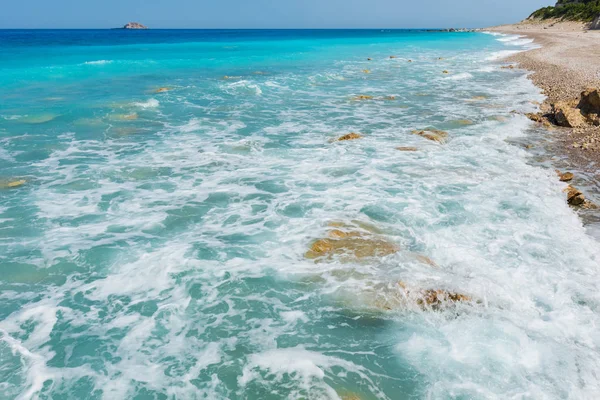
1,29 -> 599,399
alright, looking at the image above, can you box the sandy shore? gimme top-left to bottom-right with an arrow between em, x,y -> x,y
488,20 -> 600,170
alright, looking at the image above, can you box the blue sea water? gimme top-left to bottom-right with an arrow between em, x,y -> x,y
1,29 -> 600,399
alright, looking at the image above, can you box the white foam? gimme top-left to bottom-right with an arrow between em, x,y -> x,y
2,30 -> 599,399
133,98 -> 160,108
222,80 -> 263,96
447,72 -> 473,81
84,60 -> 113,65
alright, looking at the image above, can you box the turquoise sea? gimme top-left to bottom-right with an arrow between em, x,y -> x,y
1,29 -> 600,399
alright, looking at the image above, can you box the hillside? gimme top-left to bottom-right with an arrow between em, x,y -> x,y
530,0 -> 600,21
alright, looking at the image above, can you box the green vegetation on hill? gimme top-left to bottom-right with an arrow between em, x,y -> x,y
530,0 -> 600,21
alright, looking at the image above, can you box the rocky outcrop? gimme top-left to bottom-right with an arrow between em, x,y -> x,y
577,88 -> 600,124
553,101 -> 586,127
549,89 -> 600,128
122,22 -> 148,29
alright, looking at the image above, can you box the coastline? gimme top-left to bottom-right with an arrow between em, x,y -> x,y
487,20 -> 600,218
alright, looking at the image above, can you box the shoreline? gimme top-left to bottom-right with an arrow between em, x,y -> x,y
487,20 -> 600,217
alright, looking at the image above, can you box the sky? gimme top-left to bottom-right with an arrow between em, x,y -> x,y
0,0 -> 554,29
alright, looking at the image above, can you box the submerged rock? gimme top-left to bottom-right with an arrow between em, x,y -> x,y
111,113 -> 138,121
353,95 -> 373,100
340,393 -> 362,400
414,255 -> 438,268
414,288 -> 472,309
411,129 -> 448,143
396,146 -> 418,151
468,96 -> 487,102
305,222 -> 399,261
306,236 -> 399,260
336,133 -> 363,141
362,69 -> 370,74
19,114 -> 57,124
1,179 -> 26,189
155,87 -> 171,93
454,119 -> 474,125
442,70 -> 449,74
371,281 -> 472,311
557,170 -> 574,182
389,56 -> 397,59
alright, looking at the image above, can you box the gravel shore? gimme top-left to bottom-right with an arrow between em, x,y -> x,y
488,20 -> 600,167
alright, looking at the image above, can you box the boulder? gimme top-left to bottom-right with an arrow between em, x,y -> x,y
565,185 -> 585,206
577,88 -> 600,115
336,133 -> 363,141
442,70 -> 449,74
155,87 -> 171,93
553,101 -> 586,128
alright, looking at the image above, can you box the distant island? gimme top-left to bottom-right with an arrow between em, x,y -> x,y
115,22 -> 148,30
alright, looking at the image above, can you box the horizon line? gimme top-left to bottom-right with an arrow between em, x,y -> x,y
0,26 -> 491,30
